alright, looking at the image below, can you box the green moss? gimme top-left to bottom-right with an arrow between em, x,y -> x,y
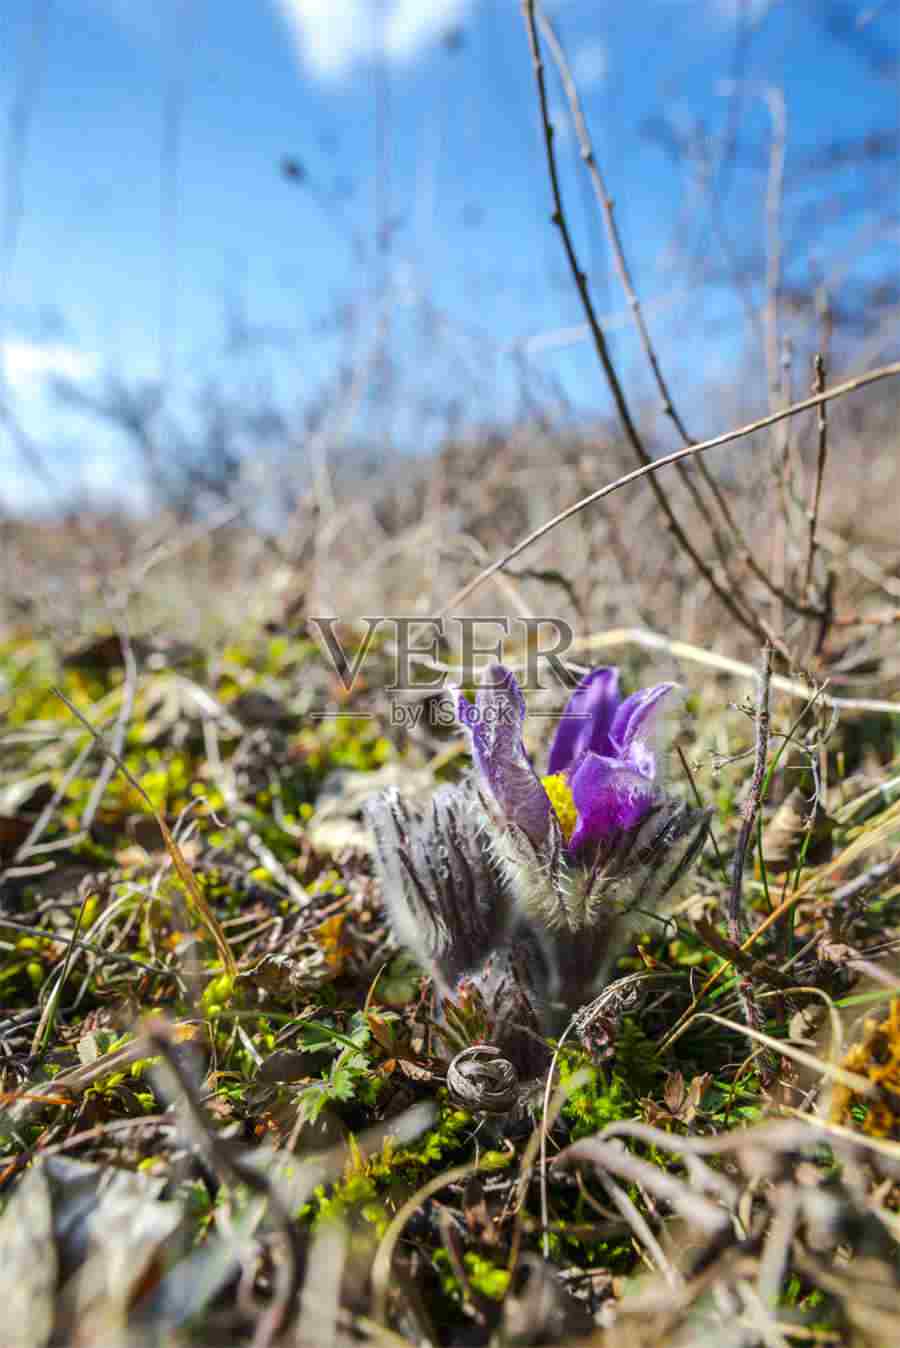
558,1049 -> 634,1140
295,718 -> 393,778
434,1250 -> 510,1303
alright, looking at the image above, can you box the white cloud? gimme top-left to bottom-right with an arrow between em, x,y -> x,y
382,0 -> 469,61
572,39 -> 607,88
658,0 -> 777,25
704,0 -> 778,22
2,340 -> 98,393
273,0 -> 473,80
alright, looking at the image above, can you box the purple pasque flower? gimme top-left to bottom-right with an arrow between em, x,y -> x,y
366,662 -> 709,1075
545,666 -> 674,852
454,664 -> 554,853
454,663 -> 707,933
456,663 -> 671,856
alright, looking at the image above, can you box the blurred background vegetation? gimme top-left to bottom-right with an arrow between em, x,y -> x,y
0,0 -> 897,653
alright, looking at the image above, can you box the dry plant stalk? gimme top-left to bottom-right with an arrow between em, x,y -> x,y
519,0 -> 775,649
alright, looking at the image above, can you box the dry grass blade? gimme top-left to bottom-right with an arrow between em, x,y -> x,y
2,1020 -> 206,1130
555,1136 -> 731,1238
694,1010 -> 875,1094
79,629 -> 138,832
526,1065 -> 591,1265
729,643 -> 772,945
661,800 -> 900,1055
53,686 -> 237,978
370,1158 -> 488,1327
29,888 -> 90,1057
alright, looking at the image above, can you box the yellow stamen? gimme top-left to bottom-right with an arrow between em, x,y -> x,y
541,772 -> 577,843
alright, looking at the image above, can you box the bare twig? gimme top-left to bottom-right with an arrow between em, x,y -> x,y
804,353 -> 829,599
440,359 -> 900,618
535,9 -> 691,443
536,8 -> 824,627
729,643 -> 774,1058
519,0 -> 767,645
412,623 -> 900,716
762,87 -> 788,415
816,524 -> 900,601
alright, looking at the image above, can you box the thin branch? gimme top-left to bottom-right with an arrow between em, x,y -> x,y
519,0 -> 767,645
536,9 -> 824,624
535,8 -> 692,442
439,359 -> 900,617
804,353 -> 829,597
53,688 -> 237,977
762,87 -> 788,415
728,643 -> 774,1065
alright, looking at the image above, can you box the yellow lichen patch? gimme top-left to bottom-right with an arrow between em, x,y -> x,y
831,997 -> 900,1139
541,772 -> 578,843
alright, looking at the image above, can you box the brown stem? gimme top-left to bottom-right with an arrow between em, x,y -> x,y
537,9 -> 824,625
804,353 -> 829,597
520,0 -> 769,646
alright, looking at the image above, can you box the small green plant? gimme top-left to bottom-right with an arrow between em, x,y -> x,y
294,1013 -> 380,1125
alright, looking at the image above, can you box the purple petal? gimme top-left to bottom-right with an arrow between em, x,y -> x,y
567,751 -> 656,852
547,666 -> 621,776
454,664 -> 551,850
609,682 -> 675,779
454,686 -> 480,732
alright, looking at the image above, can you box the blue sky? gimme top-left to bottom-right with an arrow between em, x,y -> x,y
1,0 -> 897,510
